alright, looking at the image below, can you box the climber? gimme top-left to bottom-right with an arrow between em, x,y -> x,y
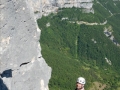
75,77 -> 86,90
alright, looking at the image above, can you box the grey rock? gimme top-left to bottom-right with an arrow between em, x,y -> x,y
0,0 -> 51,90
41,0 -> 94,16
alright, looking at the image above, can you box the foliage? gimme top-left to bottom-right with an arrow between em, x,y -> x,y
37,1 -> 120,90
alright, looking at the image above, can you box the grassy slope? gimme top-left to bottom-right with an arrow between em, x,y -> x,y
37,0 -> 120,90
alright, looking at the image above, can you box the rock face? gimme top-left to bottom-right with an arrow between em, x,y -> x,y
41,0 -> 94,16
0,0 -> 51,90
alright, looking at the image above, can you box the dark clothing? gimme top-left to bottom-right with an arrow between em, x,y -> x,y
75,88 -> 84,90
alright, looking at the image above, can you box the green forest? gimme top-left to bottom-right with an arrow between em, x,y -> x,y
37,0 -> 120,90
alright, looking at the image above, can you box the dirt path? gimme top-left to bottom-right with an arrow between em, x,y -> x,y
69,20 -> 107,25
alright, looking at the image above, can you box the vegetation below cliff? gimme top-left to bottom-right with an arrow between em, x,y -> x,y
37,0 -> 120,90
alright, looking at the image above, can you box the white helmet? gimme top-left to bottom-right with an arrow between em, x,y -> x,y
77,77 -> 86,85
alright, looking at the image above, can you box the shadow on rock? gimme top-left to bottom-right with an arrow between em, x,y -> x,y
0,78 -> 8,90
1,69 -> 12,78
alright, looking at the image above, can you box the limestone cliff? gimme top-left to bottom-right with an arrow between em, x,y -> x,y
0,0 -> 51,90
41,0 -> 94,16
24,0 -> 94,17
